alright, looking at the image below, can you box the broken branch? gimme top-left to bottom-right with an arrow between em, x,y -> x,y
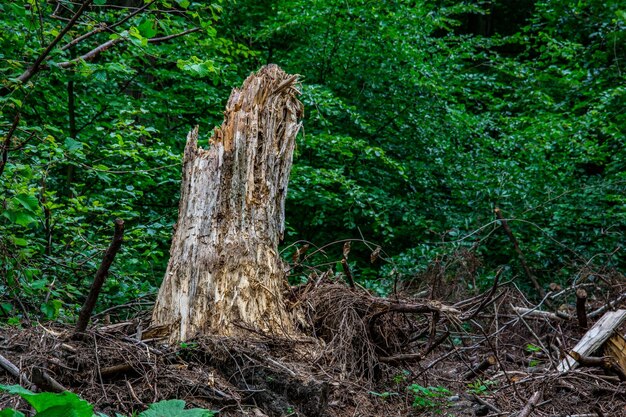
494,207 -> 545,299
0,113 -> 20,177
74,218 -> 125,334
576,288 -> 588,329
0,353 -> 36,390
517,390 -> 541,417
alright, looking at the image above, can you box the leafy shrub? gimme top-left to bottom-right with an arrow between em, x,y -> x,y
407,384 -> 451,412
0,385 -> 214,417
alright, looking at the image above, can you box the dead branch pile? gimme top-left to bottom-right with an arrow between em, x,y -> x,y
1,246 -> 626,416
303,283 -> 459,382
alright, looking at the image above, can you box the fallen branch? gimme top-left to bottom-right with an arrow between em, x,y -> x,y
511,306 -> 569,321
569,352 -> 626,381
558,309 -> 626,372
517,390 -> 541,417
463,355 -> 497,380
471,394 -> 501,414
495,208 -> 545,299
74,218 -> 125,334
31,367 -> 67,392
588,292 -> 626,319
0,353 -> 36,390
99,363 -> 135,378
372,299 -> 461,318
378,353 -> 422,363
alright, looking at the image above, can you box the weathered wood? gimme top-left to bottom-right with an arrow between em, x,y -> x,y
152,65 -> 303,342
604,333 -> 626,376
516,391 -> 541,417
511,306 -> 568,321
558,309 -> 626,372
0,353 -> 36,391
568,352 -> 626,381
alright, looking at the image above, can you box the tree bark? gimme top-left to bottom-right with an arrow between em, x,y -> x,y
152,65 -> 303,342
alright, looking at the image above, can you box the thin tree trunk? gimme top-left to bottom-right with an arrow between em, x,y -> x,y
152,65 -> 303,342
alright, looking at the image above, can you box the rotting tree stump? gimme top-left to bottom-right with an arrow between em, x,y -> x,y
152,65 -> 303,343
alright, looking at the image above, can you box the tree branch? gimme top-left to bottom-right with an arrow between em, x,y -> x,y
1,0 -> 93,96
57,38 -> 126,68
61,0 -> 156,51
494,207 -> 545,299
74,218 -> 125,334
147,27 -> 201,43
56,27 -> 200,68
0,113 -> 20,177
61,22 -> 108,51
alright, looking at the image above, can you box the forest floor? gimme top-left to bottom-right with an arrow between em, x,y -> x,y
1,258 -> 626,417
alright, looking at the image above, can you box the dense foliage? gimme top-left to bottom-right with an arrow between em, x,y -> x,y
1,0 -> 624,322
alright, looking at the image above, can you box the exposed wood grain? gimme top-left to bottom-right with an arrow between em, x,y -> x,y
558,309 -> 626,372
152,65 -> 303,342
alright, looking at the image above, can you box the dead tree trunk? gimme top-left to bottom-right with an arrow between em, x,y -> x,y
152,65 -> 303,342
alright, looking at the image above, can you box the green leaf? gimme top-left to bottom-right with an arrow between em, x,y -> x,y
138,19 -> 158,38
0,409 -> 26,417
0,302 -> 13,314
175,0 -> 190,9
0,385 -> 93,417
7,317 -> 21,326
14,194 -> 39,213
10,236 -> 29,246
176,57 -> 216,77
2,210 -> 37,227
139,400 -> 214,417
93,0 -> 106,4
41,299 -> 63,320
64,138 -> 84,154
35,405 -> 88,417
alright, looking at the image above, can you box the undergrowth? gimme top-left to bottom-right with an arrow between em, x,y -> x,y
0,385 -> 215,417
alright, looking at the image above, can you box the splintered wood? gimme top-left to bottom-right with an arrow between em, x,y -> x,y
557,309 -> 626,372
604,332 -> 626,375
151,65 -> 303,342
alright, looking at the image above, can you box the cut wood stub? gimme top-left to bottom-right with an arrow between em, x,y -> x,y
152,65 -> 303,342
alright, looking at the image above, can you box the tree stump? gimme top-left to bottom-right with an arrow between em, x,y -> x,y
152,65 -> 303,342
